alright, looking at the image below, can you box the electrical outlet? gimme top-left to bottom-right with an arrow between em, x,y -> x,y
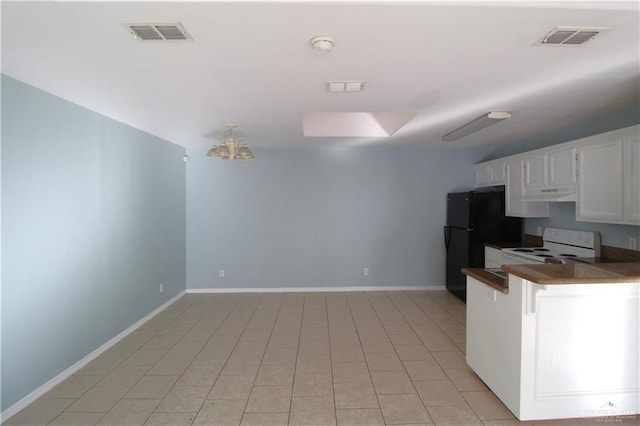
630,237 -> 637,250
364,268 -> 369,276
159,283 -> 164,293
536,227 -> 542,236
219,270 -> 225,278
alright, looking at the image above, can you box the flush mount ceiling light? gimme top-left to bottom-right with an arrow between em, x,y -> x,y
207,124 -> 254,160
310,36 -> 334,54
442,112 -> 511,142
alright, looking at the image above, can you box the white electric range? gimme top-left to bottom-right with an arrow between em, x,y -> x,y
501,228 -> 601,265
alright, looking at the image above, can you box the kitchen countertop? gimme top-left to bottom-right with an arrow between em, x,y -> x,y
502,262 -> 640,284
461,268 -> 509,293
463,262 -> 640,289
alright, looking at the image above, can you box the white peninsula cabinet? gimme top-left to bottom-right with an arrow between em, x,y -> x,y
466,274 -> 639,421
576,126 -> 640,225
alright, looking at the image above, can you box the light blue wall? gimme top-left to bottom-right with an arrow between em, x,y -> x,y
524,203 -> 640,249
1,76 -> 186,411
186,145 -> 490,289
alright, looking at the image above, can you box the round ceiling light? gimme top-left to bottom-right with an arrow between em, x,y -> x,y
310,36 -> 334,54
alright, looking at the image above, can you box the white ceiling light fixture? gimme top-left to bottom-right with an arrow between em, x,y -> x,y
310,35 -> 334,54
207,124 -> 254,160
442,111 -> 511,142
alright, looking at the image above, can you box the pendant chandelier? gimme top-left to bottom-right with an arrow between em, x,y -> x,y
207,123 -> 254,160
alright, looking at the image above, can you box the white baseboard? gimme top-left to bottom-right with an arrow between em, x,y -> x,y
1,291 -> 186,423
186,285 -> 445,293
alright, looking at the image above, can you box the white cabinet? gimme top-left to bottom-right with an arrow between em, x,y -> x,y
475,164 -> 492,186
523,153 -> 548,189
576,126 -> 640,225
548,146 -> 576,186
474,124 -> 638,224
489,161 -> 507,185
505,158 -> 549,218
466,275 -> 640,421
484,246 -> 502,268
505,159 -> 523,216
475,159 -> 507,187
523,145 -> 576,190
623,136 -> 640,224
466,277 -> 523,414
576,137 -> 624,222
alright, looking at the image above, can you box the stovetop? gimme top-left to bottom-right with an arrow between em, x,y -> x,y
502,228 -> 601,264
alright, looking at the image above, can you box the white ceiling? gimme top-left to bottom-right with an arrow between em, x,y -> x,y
2,1 -> 639,149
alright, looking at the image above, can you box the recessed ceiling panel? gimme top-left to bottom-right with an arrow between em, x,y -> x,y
301,112 -> 414,137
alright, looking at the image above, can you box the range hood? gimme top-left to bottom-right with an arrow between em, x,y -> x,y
523,186 -> 577,202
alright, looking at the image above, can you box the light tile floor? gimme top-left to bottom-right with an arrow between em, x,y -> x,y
4,291 -> 639,425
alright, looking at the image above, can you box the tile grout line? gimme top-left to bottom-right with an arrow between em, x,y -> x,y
183,293 -> 240,423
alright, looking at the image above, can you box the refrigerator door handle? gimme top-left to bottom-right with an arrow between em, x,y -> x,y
444,226 -> 451,252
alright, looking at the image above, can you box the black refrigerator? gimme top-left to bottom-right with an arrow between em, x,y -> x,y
444,190 -> 522,302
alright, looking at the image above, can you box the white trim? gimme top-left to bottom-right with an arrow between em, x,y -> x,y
0,291 -> 186,423
186,285 -> 445,293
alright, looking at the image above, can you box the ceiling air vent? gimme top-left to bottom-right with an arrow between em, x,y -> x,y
123,22 -> 193,42
327,81 -> 364,93
538,26 -> 605,46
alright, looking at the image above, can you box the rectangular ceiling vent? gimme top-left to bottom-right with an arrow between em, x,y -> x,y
538,26 -> 605,46
327,81 -> 364,93
123,22 -> 193,42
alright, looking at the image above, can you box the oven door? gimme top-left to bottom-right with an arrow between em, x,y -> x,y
501,251 -> 541,265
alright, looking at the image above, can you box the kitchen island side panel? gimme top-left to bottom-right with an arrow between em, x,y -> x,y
467,273 -> 639,421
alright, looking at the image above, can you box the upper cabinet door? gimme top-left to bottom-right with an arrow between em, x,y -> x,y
576,138 -> 624,222
505,158 -> 549,218
475,163 -> 492,187
523,153 -> 548,189
522,145 -> 577,192
475,160 -> 507,187
623,136 -> 640,225
488,161 -> 507,185
548,146 -> 577,187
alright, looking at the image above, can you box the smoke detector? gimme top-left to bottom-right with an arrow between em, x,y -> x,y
310,36 -> 334,54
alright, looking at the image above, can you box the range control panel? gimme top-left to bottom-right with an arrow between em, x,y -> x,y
543,228 -> 600,250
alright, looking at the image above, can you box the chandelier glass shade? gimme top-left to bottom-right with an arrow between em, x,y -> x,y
207,124 -> 254,160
